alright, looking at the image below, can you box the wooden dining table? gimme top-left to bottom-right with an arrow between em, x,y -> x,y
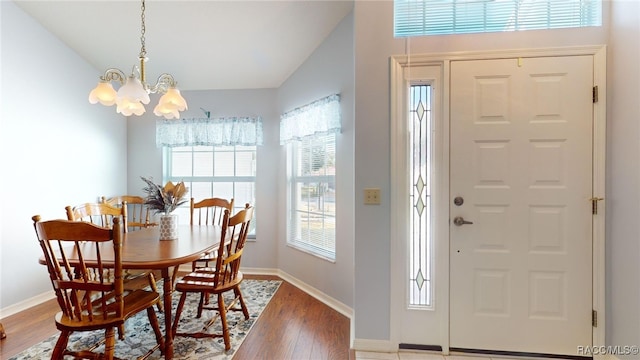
40,224 -> 221,360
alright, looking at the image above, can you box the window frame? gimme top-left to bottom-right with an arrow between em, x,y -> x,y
285,133 -> 337,261
163,145 -> 257,238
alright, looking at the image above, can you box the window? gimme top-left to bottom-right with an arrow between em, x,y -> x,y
280,94 -> 341,260
286,134 -> 336,259
156,116 -> 262,236
409,84 -> 433,307
164,145 -> 257,236
394,0 -> 602,37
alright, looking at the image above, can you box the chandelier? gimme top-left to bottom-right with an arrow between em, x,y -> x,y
88,0 -> 187,119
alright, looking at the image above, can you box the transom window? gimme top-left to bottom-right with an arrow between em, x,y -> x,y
394,0 -> 602,37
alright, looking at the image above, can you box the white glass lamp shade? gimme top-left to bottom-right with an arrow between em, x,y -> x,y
117,75 -> 151,105
162,88 -> 187,110
89,81 -> 118,106
153,101 -> 180,119
154,87 -> 188,119
116,97 -> 146,116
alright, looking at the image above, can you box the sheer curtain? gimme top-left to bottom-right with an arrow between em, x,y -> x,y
156,117 -> 263,147
280,94 -> 341,144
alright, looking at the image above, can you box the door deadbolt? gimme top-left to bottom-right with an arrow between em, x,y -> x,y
453,196 -> 464,206
453,216 -> 473,226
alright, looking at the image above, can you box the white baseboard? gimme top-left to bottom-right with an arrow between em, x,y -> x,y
242,267 -> 279,277
352,338 -> 396,353
244,267 -> 355,348
243,267 -> 353,318
0,290 -> 55,318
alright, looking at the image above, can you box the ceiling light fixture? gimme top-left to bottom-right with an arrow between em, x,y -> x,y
88,0 -> 187,119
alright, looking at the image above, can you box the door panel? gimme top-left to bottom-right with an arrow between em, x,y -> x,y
450,56 -> 593,355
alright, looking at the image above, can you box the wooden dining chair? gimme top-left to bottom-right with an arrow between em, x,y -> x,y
66,201 -> 162,313
102,195 -> 158,231
172,204 -> 254,351
190,197 -> 234,271
65,202 -> 128,230
32,216 -> 164,359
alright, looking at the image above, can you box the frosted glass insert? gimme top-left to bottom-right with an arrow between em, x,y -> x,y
409,84 -> 433,307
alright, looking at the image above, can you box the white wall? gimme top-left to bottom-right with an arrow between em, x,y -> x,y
125,88 -> 280,270
276,12 -> 355,308
606,1 -> 640,354
0,2 -> 127,310
352,0 -> 612,343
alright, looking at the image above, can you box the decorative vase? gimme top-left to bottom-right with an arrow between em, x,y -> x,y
159,214 -> 179,240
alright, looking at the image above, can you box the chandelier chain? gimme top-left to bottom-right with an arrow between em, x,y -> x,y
139,0 -> 147,58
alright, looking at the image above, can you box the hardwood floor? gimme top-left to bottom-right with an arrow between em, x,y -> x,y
0,274 -> 354,360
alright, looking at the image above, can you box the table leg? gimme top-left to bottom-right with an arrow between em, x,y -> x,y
161,268 -> 173,359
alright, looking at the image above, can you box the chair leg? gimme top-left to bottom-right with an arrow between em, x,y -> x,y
171,266 -> 180,291
234,287 -> 250,320
52,330 -> 71,359
171,292 -> 188,337
147,272 -> 163,313
147,307 -> 165,354
117,324 -> 125,340
197,292 -> 206,318
218,294 -> 231,351
104,327 -> 116,360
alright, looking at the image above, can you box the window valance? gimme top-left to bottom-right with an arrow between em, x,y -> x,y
280,94 -> 341,145
156,117 -> 263,147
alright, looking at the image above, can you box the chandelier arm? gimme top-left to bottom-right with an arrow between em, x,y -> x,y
100,68 -> 127,84
147,73 -> 178,94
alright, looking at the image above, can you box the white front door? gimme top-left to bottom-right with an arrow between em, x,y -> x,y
449,56 -> 593,355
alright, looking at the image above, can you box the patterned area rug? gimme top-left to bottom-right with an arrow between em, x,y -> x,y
9,279 -> 281,360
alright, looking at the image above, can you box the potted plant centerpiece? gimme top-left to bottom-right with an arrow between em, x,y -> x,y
141,176 -> 188,240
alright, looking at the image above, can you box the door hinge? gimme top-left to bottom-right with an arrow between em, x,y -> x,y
593,86 -> 599,103
591,197 -> 604,215
592,309 -> 598,327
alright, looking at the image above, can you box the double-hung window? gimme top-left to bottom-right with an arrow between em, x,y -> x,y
156,117 -> 263,236
164,145 -> 257,235
281,94 -> 341,260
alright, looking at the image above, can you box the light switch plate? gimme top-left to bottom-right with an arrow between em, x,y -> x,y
364,188 -> 381,205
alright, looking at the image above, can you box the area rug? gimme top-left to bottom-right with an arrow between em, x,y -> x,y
9,279 -> 281,360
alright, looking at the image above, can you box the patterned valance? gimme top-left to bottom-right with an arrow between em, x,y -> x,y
279,94 -> 341,145
156,117 -> 263,147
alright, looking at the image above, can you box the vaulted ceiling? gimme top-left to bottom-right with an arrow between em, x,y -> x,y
14,0 -> 353,91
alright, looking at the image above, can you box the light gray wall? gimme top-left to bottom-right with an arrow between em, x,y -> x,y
0,2 -> 127,309
125,89 -> 280,270
3,0 -> 639,351
276,12 -> 355,307
352,0 -> 615,342
606,1 -> 640,354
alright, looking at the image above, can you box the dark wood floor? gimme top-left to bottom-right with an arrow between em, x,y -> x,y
0,274 -> 354,360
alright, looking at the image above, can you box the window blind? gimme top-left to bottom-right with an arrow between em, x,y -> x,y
394,0 -> 602,37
